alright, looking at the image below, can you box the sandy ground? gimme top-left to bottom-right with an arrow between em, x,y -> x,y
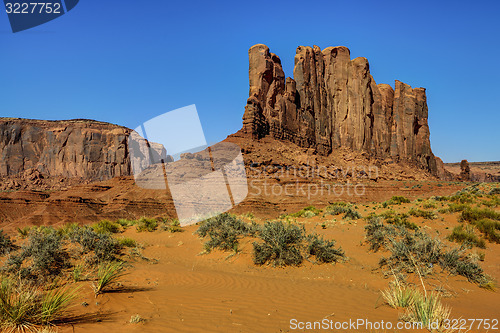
44,197 -> 499,333
0,181 -> 499,332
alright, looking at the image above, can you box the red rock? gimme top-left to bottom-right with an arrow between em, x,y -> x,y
242,44 -> 442,176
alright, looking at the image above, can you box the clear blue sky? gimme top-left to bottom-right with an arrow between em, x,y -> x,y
1,0 -> 498,163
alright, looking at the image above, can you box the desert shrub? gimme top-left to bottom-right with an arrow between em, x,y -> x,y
306,234 -> 344,263
381,283 -> 417,308
117,237 -> 137,248
16,227 -> 30,239
161,218 -> 183,233
325,203 -> 361,220
460,207 -> 500,222
92,220 -> 121,234
0,230 -> 15,255
69,227 -> 120,264
72,264 -> 86,282
364,217 -> 406,251
449,192 -> 475,204
438,203 -> 470,213
440,248 -> 490,286
488,187 -> 500,195
92,261 -> 126,296
196,213 -> 257,253
365,217 -> 391,251
472,219 -> 500,243
383,196 -> 410,207
421,200 -> 437,209
57,223 -> 80,237
376,227 -> 492,285
483,196 -> 500,208
6,229 -> 69,279
371,211 -> 418,230
135,217 -> 158,232
401,292 -> 451,330
241,212 -> 255,219
431,195 -> 449,202
448,225 -> 486,248
252,221 -> 304,266
408,208 -> 437,220
0,278 -> 77,332
130,314 -> 146,324
289,206 -> 322,218
116,219 -> 136,227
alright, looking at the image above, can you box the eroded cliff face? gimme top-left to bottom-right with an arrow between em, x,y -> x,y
0,118 -> 131,181
242,44 -> 440,175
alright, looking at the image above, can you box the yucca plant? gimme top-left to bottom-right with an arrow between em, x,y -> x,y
92,261 -> 126,297
0,278 -> 77,332
402,292 -> 451,331
381,282 -> 417,308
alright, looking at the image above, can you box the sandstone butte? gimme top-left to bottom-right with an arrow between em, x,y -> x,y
0,44 -> 463,185
242,44 -> 447,178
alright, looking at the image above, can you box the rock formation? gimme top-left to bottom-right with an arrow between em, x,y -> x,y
459,159 -> 471,181
242,44 -> 440,176
0,118 -> 131,181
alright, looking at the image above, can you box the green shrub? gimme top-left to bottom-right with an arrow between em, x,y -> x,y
488,187 -> 500,195
401,292 -> 451,330
117,237 -> 137,248
92,220 -> 121,234
438,203 -> 470,213
136,217 -> 158,232
447,225 -> 486,248
252,221 -> 304,266
383,196 -> 410,206
371,211 -> 418,230
69,227 -> 120,264
116,219 -> 136,227
306,234 -> 344,263
72,264 -> 86,282
6,229 -> 69,279
0,278 -> 77,331
483,196 -> 500,208
364,217 -> 396,251
460,207 -> 500,222
408,208 -> 437,220
381,283 -> 418,308
365,216 -> 492,285
161,218 -> 183,233
325,203 -> 361,220
57,223 -> 79,237
440,248 -> 491,286
92,261 -> 126,296
16,227 -> 30,239
196,213 -> 257,253
0,230 -> 15,255
472,219 -> 500,243
377,227 -> 492,285
289,206 -> 322,218
421,200 -> 437,209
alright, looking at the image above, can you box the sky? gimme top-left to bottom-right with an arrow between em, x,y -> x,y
0,0 -> 498,163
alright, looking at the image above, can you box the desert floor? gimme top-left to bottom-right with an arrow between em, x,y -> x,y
1,181 -> 499,333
